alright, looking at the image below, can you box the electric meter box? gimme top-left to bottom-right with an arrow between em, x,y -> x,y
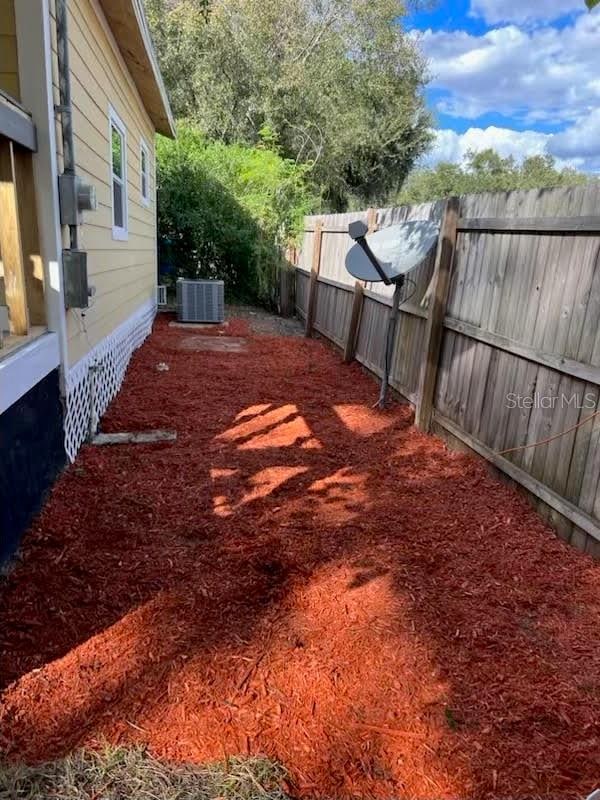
63,249 -> 89,309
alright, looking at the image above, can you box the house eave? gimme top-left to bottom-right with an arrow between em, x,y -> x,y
97,0 -> 176,138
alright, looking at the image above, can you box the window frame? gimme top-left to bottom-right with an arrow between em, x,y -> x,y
140,137 -> 151,207
108,105 -> 128,241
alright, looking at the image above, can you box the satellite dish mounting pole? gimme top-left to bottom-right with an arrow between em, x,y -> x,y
346,217 -> 440,409
378,277 -> 404,409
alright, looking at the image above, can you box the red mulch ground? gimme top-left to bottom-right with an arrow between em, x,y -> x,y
1,313 -> 600,799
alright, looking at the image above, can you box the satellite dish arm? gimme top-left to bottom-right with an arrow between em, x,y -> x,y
347,221 -> 392,285
356,238 -> 392,286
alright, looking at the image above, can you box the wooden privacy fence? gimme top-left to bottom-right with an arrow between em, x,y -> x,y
295,183 -> 600,556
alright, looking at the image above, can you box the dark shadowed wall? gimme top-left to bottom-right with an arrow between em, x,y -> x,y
0,369 -> 66,563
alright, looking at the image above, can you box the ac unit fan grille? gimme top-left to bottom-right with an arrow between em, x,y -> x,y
176,279 -> 225,323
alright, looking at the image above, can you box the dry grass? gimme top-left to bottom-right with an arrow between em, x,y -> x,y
0,746 -> 290,799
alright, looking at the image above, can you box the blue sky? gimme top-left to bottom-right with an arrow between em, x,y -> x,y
405,0 -> 600,171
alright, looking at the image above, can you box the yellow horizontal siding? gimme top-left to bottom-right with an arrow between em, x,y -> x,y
52,38 -> 155,179
0,0 -> 20,100
49,0 -> 158,366
76,261 -> 154,299
78,225 -> 155,251
49,0 -> 155,156
67,279 -> 155,365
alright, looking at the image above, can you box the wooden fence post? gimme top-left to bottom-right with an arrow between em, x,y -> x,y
343,280 -> 364,362
305,220 -> 323,337
279,246 -> 297,318
415,196 -> 460,431
343,208 -> 378,362
366,207 -> 378,233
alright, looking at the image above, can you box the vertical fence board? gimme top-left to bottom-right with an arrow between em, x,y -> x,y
343,282 -> 364,362
305,221 -> 323,337
415,197 -> 460,431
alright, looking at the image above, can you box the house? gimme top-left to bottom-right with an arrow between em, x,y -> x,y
0,0 -> 175,562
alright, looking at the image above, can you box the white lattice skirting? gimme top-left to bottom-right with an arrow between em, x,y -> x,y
64,299 -> 156,461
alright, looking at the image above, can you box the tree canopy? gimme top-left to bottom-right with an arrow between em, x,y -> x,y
145,0 -> 432,211
396,150 -> 588,205
146,0 -> 593,303
156,124 -> 314,303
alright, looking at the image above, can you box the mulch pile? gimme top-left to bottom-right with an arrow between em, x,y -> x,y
1,314 -> 600,799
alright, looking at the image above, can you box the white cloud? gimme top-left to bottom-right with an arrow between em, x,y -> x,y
420,12 -> 600,125
425,121 -> 600,173
425,126 -> 552,166
470,0 -> 582,25
549,108 -> 600,164
413,5 -> 600,172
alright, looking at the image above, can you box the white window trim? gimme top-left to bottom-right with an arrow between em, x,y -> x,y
108,105 -> 128,241
140,137 -> 151,207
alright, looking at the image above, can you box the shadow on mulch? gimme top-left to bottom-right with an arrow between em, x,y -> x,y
1,313 -> 600,800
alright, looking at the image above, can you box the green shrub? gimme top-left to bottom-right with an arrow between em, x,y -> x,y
156,123 -> 314,305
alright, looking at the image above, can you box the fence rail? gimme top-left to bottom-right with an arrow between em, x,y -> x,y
294,183 -> 600,556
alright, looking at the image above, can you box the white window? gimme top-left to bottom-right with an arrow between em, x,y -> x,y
140,139 -> 150,206
109,106 -> 128,240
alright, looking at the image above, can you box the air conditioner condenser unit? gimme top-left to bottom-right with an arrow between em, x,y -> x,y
176,279 -> 225,323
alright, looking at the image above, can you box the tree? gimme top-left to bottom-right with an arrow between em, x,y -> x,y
145,0 -> 432,211
156,123 -> 314,303
396,149 -> 587,204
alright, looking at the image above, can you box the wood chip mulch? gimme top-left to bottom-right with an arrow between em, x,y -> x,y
1,313 -> 599,799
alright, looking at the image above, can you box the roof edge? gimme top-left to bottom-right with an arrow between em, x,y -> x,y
131,0 -> 176,138
98,0 -> 176,138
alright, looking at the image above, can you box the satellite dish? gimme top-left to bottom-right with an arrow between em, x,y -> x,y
345,220 -> 440,284
344,218 -> 441,409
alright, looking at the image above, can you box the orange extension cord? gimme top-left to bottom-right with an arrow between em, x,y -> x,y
498,409 -> 600,457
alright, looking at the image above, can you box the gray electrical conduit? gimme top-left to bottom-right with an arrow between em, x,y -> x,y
55,0 -> 79,251
56,0 -> 102,440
